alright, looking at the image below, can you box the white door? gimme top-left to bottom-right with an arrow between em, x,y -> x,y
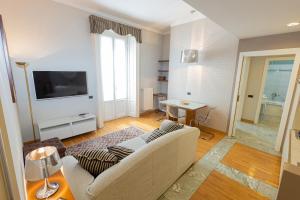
235,57 -> 251,121
100,34 -> 128,121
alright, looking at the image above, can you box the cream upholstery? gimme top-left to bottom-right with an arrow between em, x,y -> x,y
62,125 -> 200,200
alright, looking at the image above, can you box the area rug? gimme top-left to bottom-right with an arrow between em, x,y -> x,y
66,126 -> 145,155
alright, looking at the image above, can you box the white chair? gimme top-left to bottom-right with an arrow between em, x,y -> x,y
190,106 -> 215,140
190,106 -> 215,127
166,105 -> 186,122
156,96 -> 167,121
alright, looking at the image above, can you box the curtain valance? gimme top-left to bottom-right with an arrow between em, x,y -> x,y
89,15 -> 142,43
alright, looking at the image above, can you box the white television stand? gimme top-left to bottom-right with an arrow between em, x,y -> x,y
38,114 -> 97,141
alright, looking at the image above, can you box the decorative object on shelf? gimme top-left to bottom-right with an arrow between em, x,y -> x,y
158,76 -> 167,81
16,61 -> 37,141
181,49 -> 199,63
153,93 -> 167,97
158,69 -> 169,72
25,146 -> 62,199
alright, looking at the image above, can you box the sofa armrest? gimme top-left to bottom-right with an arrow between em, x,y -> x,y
62,156 -> 95,200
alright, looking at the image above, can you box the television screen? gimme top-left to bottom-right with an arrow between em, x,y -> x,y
33,71 -> 88,99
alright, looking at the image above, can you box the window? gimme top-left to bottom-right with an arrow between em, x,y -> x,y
114,38 -> 127,100
100,36 -> 114,101
100,35 -> 128,101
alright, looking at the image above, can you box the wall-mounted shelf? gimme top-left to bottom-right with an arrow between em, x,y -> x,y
158,60 -> 169,63
155,59 -> 169,112
158,70 -> 169,72
153,93 -> 167,97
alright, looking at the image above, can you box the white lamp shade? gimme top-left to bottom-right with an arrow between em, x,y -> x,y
181,49 -> 199,63
25,146 -> 62,181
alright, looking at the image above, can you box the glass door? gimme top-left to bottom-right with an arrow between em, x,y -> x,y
100,34 -> 128,121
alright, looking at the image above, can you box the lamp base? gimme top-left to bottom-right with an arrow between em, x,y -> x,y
36,179 -> 59,199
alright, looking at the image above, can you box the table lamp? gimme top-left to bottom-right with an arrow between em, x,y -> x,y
25,146 -> 62,199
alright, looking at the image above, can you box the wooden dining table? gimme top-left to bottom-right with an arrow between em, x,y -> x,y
159,99 -> 207,126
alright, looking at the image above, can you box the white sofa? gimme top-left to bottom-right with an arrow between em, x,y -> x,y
62,125 -> 200,200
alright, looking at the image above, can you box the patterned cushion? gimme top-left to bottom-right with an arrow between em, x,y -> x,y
74,149 -> 118,177
107,146 -> 134,160
145,128 -> 168,143
160,120 -> 184,133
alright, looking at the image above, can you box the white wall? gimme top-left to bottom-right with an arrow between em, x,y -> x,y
162,34 -> 170,60
169,19 -> 239,132
139,30 -> 164,112
1,0 -> 97,141
1,0 -> 164,141
0,32 -> 25,199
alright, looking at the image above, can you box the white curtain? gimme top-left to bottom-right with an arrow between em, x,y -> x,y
93,34 -> 105,128
127,36 -> 140,117
93,32 -> 140,128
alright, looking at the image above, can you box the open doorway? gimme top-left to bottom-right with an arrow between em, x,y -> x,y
258,58 -> 294,129
234,56 -> 295,153
229,49 -> 300,153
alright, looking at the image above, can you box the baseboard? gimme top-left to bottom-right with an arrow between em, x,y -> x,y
197,124 -> 227,135
23,140 -> 38,145
140,109 -> 157,116
241,118 -> 254,124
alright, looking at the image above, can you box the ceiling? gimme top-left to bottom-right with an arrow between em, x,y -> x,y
184,0 -> 300,39
53,0 -> 206,34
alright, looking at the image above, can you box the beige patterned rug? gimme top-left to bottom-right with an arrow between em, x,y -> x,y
66,126 -> 144,155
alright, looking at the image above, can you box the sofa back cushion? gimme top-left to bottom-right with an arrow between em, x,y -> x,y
87,127 -> 200,200
107,146 -> 134,160
145,128 -> 168,143
159,120 -> 184,132
74,149 -> 118,177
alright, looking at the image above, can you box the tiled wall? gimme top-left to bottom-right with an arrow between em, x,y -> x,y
263,60 -> 293,103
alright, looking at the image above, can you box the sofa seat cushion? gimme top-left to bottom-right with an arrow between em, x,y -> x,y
62,156 -> 94,200
74,149 -> 118,177
118,136 -> 146,151
107,146 -> 134,160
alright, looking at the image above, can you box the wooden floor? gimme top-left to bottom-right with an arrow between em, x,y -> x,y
63,112 -> 162,147
221,143 -> 281,187
62,112 -> 280,199
190,171 -> 268,200
63,112 -> 224,161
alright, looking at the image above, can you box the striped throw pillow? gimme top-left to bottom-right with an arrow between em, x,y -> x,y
107,146 -> 134,160
74,149 -> 118,177
160,120 -> 184,133
145,128 -> 168,143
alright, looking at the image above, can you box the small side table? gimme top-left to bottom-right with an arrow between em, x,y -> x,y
23,137 -> 66,159
26,170 -> 75,200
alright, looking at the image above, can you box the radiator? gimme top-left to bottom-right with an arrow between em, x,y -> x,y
142,88 -> 153,111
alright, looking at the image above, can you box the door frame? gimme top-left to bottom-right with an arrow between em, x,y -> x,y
228,48 -> 300,151
235,57 -> 251,122
254,56 -> 295,124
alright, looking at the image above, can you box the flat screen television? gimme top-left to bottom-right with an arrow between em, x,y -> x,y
33,71 -> 88,99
